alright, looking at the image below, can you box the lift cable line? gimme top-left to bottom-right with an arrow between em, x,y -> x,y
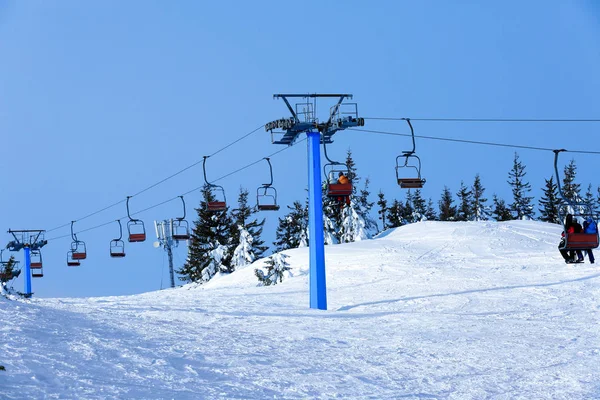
46,123 -> 266,234
46,138 -> 302,242
364,117 -> 600,123
349,128 -> 600,155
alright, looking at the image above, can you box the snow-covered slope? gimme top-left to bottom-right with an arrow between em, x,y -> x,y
2,221 -> 600,399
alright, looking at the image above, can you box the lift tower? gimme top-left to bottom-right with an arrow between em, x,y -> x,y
267,94 -> 364,310
6,229 -> 47,297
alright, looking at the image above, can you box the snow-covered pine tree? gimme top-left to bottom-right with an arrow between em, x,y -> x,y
403,191 -> 415,223
255,253 -> 291,286
507,152 -> 534,220
438,186 -> 457,221
583,184 -> 598,217
410,189 -> 428,222
273,201 -> 308,252
377,191 -> 388,231
471,174 -> 490,221
492,194 -> 513,221
230,188 -> 267,270
562,159 -> 581,204
178,184 -> 233,283
386,199 -> 405,228
321,186 -> 341,245
538,176 -> 560,224
352,178 -> 378,234
0,256 -> 18,283
425,198 -> 438,221
456,181 -> 473,222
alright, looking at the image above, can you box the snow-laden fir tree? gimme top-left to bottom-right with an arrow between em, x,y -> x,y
508,152 -> 534,220
425,198 -> 438,221
340,204 -> 369,242
562,159 -> 581,204
386,199 -> 406,228
438,186 -> 457,221
471,174 -> 490,221
410,189 -> 428,222
377,191 -> 388,231
178,184 -> 233,283
273,201 -> 308,252
538,176 -> 560,224
492,194 -> 513,221
402,192 -> 415,223
583,184 -> 597,216
456,181 -> 473,222
0,255 -> 19,284
321,188 -> 341,245
230,188 -> 267,270
255,253 -> 291,286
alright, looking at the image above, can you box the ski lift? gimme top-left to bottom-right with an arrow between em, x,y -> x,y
203,156 -> 227,212
256,158 -> 280,211
126,196 -> 147,242
67,250 -> 81,267
323,138 -> 353,200
396,118 -> 426,189
110,220 -> 126,258
30,249 -> 43,269
31,267 -> 43,278
171,196 -> 191,241
554,149 -> 599,251
69,221 -> 87,261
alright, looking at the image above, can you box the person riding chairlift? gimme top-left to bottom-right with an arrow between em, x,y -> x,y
337,172 -> 351,207
559,213 -> 584,263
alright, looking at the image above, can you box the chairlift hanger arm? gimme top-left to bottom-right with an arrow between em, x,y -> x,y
553,149 -> 571,206
263,158 -> 274,187
178,196 -> 187,220
71,221 -> 78,242
402,118 -> 416,155
322,139 -> 343,166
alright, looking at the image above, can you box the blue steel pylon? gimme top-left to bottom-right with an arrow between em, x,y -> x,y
6,229 -> 47,297
267,94 -> 364,310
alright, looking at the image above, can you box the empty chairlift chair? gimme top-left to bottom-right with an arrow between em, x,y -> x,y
126,196 -> 147,242
554,149 -> 599,251
203,156 -> 227,212
395,118 -> 426,189
171,196 -> 191,241
30,249 -> 43,269
68,221 -> 87,266
110,220 -> 126,258
256,158 -> 280,211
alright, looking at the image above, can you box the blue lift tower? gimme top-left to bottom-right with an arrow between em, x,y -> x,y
6,229 -> 47,298
267,94 -> 364,310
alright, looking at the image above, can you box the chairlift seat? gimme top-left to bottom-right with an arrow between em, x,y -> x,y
67,260 -> 80,267
129,233 -> 146,242
110,252 -> 126,258
30,262 -> 43,269
207,201 -> 227,212
32,271 -> 43,278
72,252 -> 87,260
327,183 -> 353,197
563,233 -> 599,250
173,233 -> 190,241
398,178 -> 426,189
257,204 -> 280,211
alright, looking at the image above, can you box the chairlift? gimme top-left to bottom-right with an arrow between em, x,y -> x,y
31,267 -> 43,278
30,249 -> 43,269
257,158 -> 280,211
395,118 -> 426,189
203,156 -> 227,212
70,221 -> 87,261
171,196 -> 191,241
110,220 -> 126,258
126,196 -> 147,242
323,138 -> 353,200
67,250 -> 81,267
553,149 -> 599,251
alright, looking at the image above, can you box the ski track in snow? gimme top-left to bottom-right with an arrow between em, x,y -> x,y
1,221 -> 600,399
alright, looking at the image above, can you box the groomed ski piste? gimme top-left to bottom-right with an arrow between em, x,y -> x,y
1,220 -> 599,399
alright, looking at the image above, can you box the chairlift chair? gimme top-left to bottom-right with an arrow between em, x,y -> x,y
70,221 -> 87,260
256,158 -> 280,211
395,118 -> 426,189
171,196 -> 191,241
203,156 -> 227,212
110,220 -> 126,258
31,267 -> 43,278
30,250 -> 43,269
126,196 -> 147,242
322,139 -> 353,200
554,149 -> 599,251
67,250 -> 81,267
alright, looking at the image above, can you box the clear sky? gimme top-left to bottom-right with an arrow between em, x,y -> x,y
1,1 -> 599,297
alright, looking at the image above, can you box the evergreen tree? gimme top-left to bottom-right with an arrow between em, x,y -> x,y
273,201 -> 308,252
386,199 -> 406,228
403,191 -> 415,223
583,184 -> 597,216
230,188 -> 267,270
0,256 -> 19,283
321,188 -> 341,245
507,152 -> 535,220
471,174 -> 490,221
562,159 -> 581,203
538,176 -> 561,224
411,189 -> 428,222
492,194 -> 513,221
352,178 -> 378,235
377,191 -> 388,231
255,253 -> 291,286
456,181 -> 473,221
345,149 -> 360,190
425,199 -> 438,221
438,186 -> 457,221
178,184 -> 233,282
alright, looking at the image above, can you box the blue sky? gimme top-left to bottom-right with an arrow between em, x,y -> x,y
1,1 -> 599,297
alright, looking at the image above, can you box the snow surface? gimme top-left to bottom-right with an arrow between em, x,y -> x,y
2,221 -> 600,399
